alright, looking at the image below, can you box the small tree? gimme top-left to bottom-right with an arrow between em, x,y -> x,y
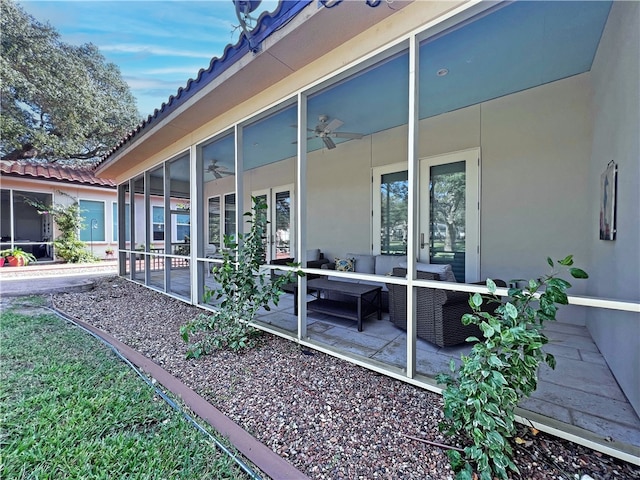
181,197 -> 302,355
24,193 -> 97,263
436,255 -> 588,480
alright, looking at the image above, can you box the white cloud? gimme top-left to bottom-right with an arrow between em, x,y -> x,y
124,76 -> 182,90
100,43 -> 212,59
145,66 -> 207,75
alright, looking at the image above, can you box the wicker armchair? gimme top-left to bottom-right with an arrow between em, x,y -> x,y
386,267 -> 504,348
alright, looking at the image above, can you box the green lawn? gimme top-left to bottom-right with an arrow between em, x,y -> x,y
0,307 -> 251,479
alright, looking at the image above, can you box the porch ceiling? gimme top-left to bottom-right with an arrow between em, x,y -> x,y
207,0 -> 613,178
241,1 -> 612,169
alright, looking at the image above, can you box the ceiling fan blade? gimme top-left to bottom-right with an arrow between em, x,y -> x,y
214,171 -> 222,179
291,137 -> 315,145
331,132 -> 363,139
323,136 -> 336,149
325,118 -> 343,132
290,124 -> 317,133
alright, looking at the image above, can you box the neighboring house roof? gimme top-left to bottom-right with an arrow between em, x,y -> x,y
0,160 -> 116,188
98,0 -> 311,166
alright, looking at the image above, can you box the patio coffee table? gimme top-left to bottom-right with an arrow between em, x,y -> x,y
292,277 -> 382,332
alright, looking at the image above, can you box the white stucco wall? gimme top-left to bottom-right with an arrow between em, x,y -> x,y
480,74 -> 593,289
586,0 -> 640,416
307,136 -> 375,259
128,195 -> 191,252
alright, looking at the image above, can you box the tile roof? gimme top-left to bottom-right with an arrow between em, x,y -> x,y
0,160 -> 116,188
98,0 -> 311,166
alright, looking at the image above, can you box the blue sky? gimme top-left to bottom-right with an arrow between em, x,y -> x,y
19,1 -> 279,118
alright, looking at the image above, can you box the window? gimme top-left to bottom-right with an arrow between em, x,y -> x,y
152,206 -> 164,241
208,196 -> 221,245
79,200 -> 105,242
224,193 -> 236,239
252,186 -> 293,262
176,212 -> 190,242
112,202 -> 130,242
380,171 -> 408,255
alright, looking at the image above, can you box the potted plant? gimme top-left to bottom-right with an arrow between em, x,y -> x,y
0,247 -> 37,267
105,247 -> 115,259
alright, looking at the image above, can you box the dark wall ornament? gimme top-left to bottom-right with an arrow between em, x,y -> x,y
599,160 -> 617,241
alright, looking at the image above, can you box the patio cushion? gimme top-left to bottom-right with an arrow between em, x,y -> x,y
334,257 -> 355,272
346,253 -> 375,274
376,254 -> 407,275
398,261 -> 456,282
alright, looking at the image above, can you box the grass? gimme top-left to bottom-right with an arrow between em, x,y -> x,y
0,307 -> 252,479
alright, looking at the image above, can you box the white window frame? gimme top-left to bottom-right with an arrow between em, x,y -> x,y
419,148 -> 481,282
252,184 -> 295,262
372,162 -> 408,255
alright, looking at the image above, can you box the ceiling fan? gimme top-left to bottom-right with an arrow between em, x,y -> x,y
297,115 -> 364,149
207,159 -> 233,179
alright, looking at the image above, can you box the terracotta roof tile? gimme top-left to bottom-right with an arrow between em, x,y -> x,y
0,160 -> 116,188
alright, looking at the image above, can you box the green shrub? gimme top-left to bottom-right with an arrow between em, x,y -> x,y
53,237 -> 98,263
180,197 -> 302,355
436,255 -> 588,480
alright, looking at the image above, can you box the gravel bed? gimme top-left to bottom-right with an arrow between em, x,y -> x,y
51,276 -> 638,480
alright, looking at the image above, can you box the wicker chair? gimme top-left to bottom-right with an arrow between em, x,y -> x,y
386,267 -> 504,348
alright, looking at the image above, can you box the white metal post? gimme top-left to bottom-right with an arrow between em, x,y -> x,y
406,34 -> 420,379
189,144 -> 199,305
297,93 -> 308,341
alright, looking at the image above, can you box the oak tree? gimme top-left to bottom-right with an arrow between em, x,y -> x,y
0,0 -> 140,165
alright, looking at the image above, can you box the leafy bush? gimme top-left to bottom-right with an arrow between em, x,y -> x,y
436,255 -> 588,480
180,197 -> 302,355
53,237 -> 98,263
